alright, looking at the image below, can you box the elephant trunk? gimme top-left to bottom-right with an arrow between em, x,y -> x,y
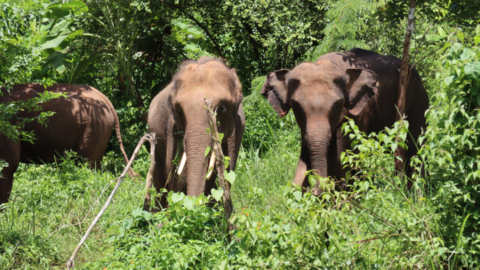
184,124 -> 213,197
306,119 -> 331,192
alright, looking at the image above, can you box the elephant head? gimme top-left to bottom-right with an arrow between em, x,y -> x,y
170,57 -> 242,197
260,60 -> 377,185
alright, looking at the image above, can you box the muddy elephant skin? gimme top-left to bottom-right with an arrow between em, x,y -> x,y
148,57 -> 245,209
260,48 -> 429,193
0,84 -> 133,204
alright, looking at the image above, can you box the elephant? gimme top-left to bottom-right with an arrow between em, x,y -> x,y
260,48 -> 429,193
148,57 -> 245,209
0,83 -> 136,204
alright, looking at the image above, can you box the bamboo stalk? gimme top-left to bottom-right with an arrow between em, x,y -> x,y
204,98 -> 235,240
66,133 -> 156,269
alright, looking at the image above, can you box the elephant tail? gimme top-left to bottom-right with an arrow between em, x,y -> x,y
113,108 -> 141,179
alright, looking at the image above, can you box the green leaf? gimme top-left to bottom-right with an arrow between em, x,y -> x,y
211,188 -> 223,201
451,42 -> 463,53
224,170 -> 236,185
218,133 -> 224,142
465,62 -> 480,79
293,191 -> 302,202
183,196 -> 195,210
204,146 -> 211,157
56,30 -> 83,50
45,51 -> 69,73
69,52 -> 103,84
308,175 -> 317,188
460,48 -> 474,60
39,35 -> 69,50
444,75 -> 455,86
475,36 -> 480,46
171,192 -> 185,203
457,31 -> 464,43
437,26 -> 446,36
46,1 -> 88,19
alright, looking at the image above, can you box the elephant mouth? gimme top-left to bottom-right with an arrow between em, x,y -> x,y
176,148 -> 216,181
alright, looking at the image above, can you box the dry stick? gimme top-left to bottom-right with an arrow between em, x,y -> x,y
397,0 -> 416,120
66,133 -> 156,270
143,133 -> 156,211
204,98 -> 235,241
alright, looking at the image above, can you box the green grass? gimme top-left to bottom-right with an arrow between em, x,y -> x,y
0,116 -> 476,269
0,140 -> 448,269
0,140 -> 300,269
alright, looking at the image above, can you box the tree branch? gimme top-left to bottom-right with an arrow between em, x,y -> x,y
161,1 -> 225,58
66,133 -> 156,270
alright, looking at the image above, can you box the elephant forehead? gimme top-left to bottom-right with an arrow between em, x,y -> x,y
176,85 -> 233,105
290,62 -> 344,83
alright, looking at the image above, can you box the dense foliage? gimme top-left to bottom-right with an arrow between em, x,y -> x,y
1,0 -> 480,269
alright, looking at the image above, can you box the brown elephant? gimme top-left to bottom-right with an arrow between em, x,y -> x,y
260,48 -> 429,193
0,84 -> 136,204
148,57 -> 245,209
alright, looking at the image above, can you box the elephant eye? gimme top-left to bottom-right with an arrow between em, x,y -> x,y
219,102 -> 227,113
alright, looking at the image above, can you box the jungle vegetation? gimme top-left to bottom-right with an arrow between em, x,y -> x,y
1,0 -> 480,268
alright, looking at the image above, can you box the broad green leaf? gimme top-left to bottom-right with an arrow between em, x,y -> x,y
444,75 -> 455,86
460,48 -> 474,60
475,36 -> 480,46
293,191 -> 302,202
50,19 -> 71,36
224,170 -> 236,185
45,50 -> 69,73
211,188 -> 223,201
39,35 -> 68,50
437,26 -> 446,36
451,42 -> 463,53
46,1 -> 88,18
465,62 -> 480,79
171,192 -> 185,203
183,196 -> 195,210
56,30 -> 83,50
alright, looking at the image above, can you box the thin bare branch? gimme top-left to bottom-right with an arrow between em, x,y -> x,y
66,133 -> 156,269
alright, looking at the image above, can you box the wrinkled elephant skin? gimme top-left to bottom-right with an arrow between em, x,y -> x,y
148,57 -> 245,209
0,84 -> 133,204
261,48 -> 429,193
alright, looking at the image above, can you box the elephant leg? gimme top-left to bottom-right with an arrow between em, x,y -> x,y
402,104 -> 427,189
227,103 -> 245,172
0,136 -> 21,204
292,141 -> 310,191
152,154 -> 168,211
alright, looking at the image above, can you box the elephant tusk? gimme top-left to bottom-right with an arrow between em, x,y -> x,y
177,152 -> 187,175
205,151 -> 216,180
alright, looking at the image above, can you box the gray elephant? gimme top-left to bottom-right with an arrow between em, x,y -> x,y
0,84 -> 136,204
148,57 -> 245,208
260,48 -> 429,193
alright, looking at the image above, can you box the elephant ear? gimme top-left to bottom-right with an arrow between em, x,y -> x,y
260,69 -> 291,118
345,68 -> 378,116
230,68 -> 243,108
